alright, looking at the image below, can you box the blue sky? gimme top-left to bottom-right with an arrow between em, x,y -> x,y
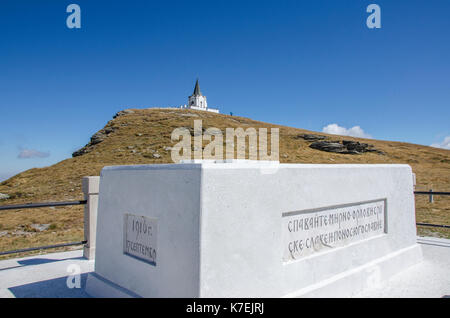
0,0 -> 449,181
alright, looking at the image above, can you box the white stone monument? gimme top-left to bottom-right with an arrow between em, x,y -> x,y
86,161 -> 422,297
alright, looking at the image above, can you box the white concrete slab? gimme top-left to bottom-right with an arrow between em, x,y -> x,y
0,249 -> 94,298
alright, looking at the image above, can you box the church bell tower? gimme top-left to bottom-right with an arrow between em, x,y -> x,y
188,79 -> 208,109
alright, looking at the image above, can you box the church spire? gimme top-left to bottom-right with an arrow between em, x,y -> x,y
193,79 -> 202,96
183,79 -> 219,113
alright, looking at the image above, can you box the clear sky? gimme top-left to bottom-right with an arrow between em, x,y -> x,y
0,0 -> 449,181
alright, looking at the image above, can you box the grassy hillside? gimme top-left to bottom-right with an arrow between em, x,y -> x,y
0,108 -> 449,257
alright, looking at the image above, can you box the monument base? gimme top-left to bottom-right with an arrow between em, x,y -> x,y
86,272 -> 140,298
286,244 -> 422,297
86,243 -> 422,298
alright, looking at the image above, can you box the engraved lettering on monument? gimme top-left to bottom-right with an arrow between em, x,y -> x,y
282,199 -> 386,262
123,214 -> 157,265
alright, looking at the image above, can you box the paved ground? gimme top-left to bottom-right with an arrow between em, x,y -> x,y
0,249 -> 93,298
356,237 -> 450,298
0,237 -> 449,298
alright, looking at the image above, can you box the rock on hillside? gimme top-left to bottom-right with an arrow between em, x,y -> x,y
309,140 -> 385,155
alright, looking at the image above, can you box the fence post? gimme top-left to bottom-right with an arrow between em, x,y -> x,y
429,189 -> 434,203
82,176 -> 100,260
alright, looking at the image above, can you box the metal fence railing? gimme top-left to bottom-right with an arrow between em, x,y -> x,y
414,190 -> 450,229
0,200 -> 87,211
414,190 -> 450,203
0,200 -> 87,256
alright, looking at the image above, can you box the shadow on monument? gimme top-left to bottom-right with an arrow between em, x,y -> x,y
8,272 -> 92,298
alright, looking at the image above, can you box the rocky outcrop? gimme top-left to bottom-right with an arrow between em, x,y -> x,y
295,134 -> 327,141
72,125 -> 117,157
90,131 -> 106,145
310,141 -> 346,153
309,140 -> 384,155
113,109 -> 135,119
72,148 -> 89,157
73,110 -> 135,157
0,193 -> 10,200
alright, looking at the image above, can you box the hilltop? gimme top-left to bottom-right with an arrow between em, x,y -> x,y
0,108 -> 449,255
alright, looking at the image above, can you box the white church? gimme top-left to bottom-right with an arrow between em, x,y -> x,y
180,79 -> 219,113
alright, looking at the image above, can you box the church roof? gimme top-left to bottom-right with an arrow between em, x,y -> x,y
193,79 -> 202,96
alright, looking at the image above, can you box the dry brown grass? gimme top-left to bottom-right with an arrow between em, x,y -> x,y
0,108 -> 449,258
